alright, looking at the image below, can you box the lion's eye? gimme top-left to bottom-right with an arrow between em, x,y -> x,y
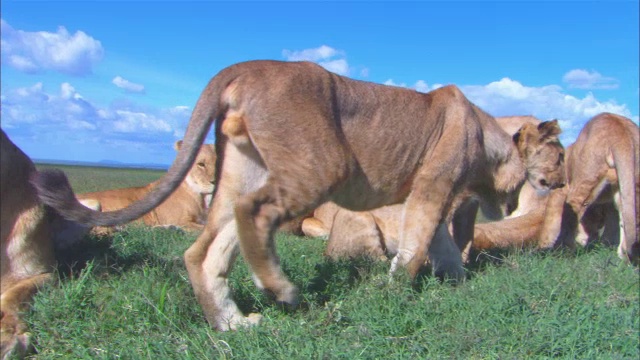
197,162 -> 205,168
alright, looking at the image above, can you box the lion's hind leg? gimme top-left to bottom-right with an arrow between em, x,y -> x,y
184,143 -> 267,331
233,160 -> 334,306
235,179 -> 314,306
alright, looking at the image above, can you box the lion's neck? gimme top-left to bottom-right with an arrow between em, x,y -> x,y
179,181 -> 208,210
482,119 -> 527,195
492,152 -> 526,194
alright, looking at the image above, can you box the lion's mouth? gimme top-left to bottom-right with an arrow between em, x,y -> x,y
528,175 -> 552,194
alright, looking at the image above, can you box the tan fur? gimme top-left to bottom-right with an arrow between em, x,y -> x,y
0,130 -> 94,359
539,113 -> 639,264
77,142 -> 216,233
32,61 -> 565,331
309,116 -> 555,261
324,204 -> 401,260
300,202 -> 342,239
472,113 -> 638,265
473,187 -> 610,252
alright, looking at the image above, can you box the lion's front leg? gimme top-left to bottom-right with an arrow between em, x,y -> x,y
538,188 -> 570,249
390,183 -> 464,282
184,220 -> 262,331
451,200 -> 480,263
428,223 -> 466,283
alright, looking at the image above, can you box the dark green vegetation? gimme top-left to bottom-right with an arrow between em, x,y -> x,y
24,164 -> 640,359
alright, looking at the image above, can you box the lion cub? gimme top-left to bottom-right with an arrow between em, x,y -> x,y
475,113 -> 638,265
77,141 -> 216,233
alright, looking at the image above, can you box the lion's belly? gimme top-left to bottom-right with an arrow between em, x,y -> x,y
329,165 -> 415,211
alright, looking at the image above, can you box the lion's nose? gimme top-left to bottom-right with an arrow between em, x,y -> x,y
551,182 -> 565,189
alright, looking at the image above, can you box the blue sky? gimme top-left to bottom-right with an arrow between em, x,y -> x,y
1,1 -> 638,166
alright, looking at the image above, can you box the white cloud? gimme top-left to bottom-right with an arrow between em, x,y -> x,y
384,79 -> 405,87
459,77 -> 635,144
383,79 -> 436,93
562,69 -> 619,90
0,19 -> 103,76
414,80 -> 430,93
60,82 -> 83,100
112,76 -> 145,93
321,59 -> 349,76
380,76 -> 636,145
1,82 -> 182,145
282,45 -> 351,76
282,45 -> 338,62
113,110 -> 171,133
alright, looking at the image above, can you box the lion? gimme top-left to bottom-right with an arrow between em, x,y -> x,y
472,185 -> 611,252
539,113 -> 638,262
303,116 -> 546,260
0,130 -> 96,359
473,113 -> 638,265
77,141 -> 216,233
321,203 -> 403,260
31,60 -> 565,331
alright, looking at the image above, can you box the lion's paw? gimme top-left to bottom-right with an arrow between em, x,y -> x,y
618,241 -> 640,266
432,260 -> 466,285
272,283 -> 299,308
1,313 -> 32,360
225,313 -> 263,331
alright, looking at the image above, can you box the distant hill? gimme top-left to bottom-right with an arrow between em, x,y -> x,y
34,158 -> 169,171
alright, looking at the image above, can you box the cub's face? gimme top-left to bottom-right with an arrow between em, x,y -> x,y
176,142 -> 216,195
514,120 -> 566,193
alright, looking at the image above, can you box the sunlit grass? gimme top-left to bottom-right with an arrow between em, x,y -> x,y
25,164 -> 639,359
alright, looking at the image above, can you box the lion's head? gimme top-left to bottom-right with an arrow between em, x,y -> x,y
175,141 -> 216,195
513,120 -> 566,193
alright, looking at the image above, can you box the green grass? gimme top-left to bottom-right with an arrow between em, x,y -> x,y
25,164 -> 640,359
36,163 -> 165,193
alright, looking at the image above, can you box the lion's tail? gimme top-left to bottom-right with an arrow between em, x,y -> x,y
611,133 -> 639,263
31,68 -> 237,227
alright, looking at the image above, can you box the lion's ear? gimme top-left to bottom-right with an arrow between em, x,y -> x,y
537,119 -> 562,140
513,123 -> 537,152
174,140 -> 183,151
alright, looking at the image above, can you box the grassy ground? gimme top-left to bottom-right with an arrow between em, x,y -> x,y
24,164 -> 640,359
35,164 -> 165,193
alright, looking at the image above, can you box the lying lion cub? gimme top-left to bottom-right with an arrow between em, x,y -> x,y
77,141 -> 216,233
1,130 -> 95,359
33,60 -> 565,331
